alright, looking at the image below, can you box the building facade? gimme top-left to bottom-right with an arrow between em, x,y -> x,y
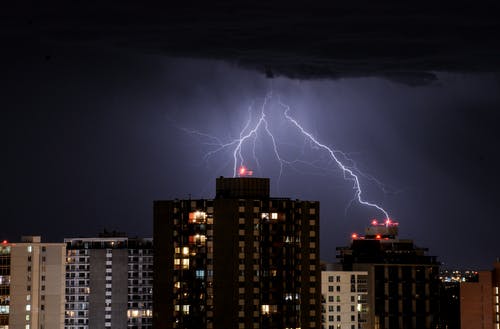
0,236 -> 66,329
153,176 -> 321,329
321,267 -> 369,329
460,260 -> 500,329
336,220 -> 440,329
64,235 -> 153,329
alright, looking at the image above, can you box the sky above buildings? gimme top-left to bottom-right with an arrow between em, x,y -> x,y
4,1 -> 500,269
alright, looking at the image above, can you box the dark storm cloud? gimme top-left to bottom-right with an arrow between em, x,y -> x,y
37,1 -> 500,84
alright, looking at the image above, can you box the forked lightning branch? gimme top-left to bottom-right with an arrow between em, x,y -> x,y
184,92 -> 390,221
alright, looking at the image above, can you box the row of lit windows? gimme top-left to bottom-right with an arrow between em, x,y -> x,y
127,309 -> 152,318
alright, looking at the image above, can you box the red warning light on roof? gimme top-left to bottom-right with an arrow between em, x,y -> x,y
375,234 -> 381,239
351,233 -> 358,239
238,166 -> 253,177
2,240 -> 7,244
371,219 -> 378,226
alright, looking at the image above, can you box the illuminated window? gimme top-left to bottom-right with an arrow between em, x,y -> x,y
189,211 -> 207,224
27,246 -> 32,253
196,270 -> 205,279
182,247 -> 189,255
189,235 -> 206,245
127,309 -> 140,318
182,305 -> 190,314
182,259 -> 189,269
0,306 -> 9,314
261,305 -> 270,314
26,304 -> 31,311
271,213 -> 278,220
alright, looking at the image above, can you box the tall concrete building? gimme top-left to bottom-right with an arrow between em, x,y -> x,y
336,220 -> 440,329
320,264 -> 369,329
153,176 -> 321,329
64,234 -> 153,329
0,236 -> 66,329
460,260 -> 500,329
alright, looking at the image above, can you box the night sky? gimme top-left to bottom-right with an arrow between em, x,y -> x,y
4,1 -> 500,269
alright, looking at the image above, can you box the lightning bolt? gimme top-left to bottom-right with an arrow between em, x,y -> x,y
182,92 -> 390,220
278,98 -> 390,220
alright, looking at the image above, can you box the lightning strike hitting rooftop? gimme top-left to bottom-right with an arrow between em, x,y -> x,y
184,92 -> 390,220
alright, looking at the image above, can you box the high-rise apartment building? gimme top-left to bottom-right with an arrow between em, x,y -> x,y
64,234 -> 153,329
153,176 -> 321,329
460,260 -> 500,329
336,220 -> 440,329
320,265 -> 369,329
0,236 -> 66,329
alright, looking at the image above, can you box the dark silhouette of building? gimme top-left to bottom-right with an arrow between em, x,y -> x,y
153,176 -> 321,329
336,219 -> 440,329
438,281 -> 461,329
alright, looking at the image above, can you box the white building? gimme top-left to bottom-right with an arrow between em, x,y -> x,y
321,269 -> 369,329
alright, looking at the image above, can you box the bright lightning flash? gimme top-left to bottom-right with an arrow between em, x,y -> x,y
184,92 -> 390,220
